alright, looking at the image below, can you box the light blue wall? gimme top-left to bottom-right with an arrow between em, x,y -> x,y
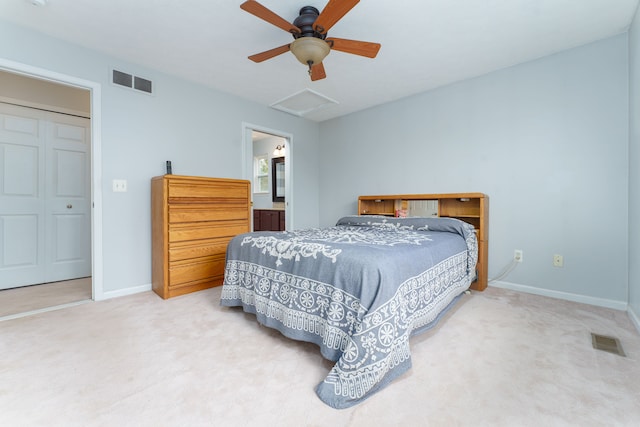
629,7 -> 640,323
319,35 -> 629,307
0,20 -> 320,295
2,18 -> 634,309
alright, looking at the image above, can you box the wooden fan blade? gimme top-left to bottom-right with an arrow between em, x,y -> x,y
313,0 -> 360,34
310,62 -> 327,81
326,37 -> 381,58
240,0 -> 300,34
248,44 -> 291,63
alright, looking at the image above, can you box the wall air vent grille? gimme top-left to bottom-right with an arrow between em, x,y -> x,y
112,70 -> 132,88
112,69 -> 154,95
134,76 -> 152,94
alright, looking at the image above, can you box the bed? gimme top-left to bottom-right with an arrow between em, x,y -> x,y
220,210 -> 481,409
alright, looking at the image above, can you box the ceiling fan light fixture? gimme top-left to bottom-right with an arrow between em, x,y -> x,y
290,37 -> 330,66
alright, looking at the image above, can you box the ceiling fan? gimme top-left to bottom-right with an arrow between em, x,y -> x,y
240,0 -> 381,81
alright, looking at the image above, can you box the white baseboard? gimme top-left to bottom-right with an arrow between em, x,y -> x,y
628,305 -> 640,334
100,283 -> 152,300
490,280 -> 628,311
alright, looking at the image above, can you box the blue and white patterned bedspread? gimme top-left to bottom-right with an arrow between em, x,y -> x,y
220,216 -> 478,408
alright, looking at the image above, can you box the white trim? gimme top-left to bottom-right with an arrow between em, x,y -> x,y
102,283 -> 152,300
490,280 -> 628,311
0,95 -> 90,118
0,58 -> 104,302
629,305 -> 640,334
241,122 -> 293,230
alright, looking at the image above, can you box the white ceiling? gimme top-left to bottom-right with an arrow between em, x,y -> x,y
2,0 -> 638,121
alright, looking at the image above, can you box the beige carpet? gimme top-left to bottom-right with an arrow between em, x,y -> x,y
0,286 -> 638,426
0,277 -> 92,318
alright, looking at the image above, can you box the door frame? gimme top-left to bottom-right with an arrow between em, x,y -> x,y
0,58 -> 104,301
241,122 -> 293,230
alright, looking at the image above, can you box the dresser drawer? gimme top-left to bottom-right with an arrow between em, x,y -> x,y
169,239 -> 231,262
169,220 -> 249,243
169,255 -> 226,287
169,204 -> 249,223
169,180 -> 249,200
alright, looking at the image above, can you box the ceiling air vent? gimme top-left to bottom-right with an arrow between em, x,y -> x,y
270,89 -> 338,117
112,69 -> 153,95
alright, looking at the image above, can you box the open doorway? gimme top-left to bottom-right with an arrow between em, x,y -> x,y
0,61 -> 103,319
242,123 -> 293,231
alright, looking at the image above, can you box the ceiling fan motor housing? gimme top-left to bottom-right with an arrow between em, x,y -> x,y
293,6 -> 326,39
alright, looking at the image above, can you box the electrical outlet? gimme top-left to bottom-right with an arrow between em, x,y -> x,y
112,179 -> 127,192
553,254 -> 564,267
514,250 -> 523,263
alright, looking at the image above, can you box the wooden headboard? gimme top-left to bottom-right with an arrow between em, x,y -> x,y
358,193 -> 489,291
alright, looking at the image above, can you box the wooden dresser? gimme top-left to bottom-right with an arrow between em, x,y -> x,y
151,175 -> 251,299
358,193 -> 489,291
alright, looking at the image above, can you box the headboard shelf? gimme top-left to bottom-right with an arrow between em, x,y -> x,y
358,193 -> 489,291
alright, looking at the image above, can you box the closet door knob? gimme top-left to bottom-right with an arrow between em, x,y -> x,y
67,204 -> 73,209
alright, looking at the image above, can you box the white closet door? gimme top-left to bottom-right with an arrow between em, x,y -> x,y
44,112 -> 91,283
0,104 -> 90,290
0,104 -> 46,289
